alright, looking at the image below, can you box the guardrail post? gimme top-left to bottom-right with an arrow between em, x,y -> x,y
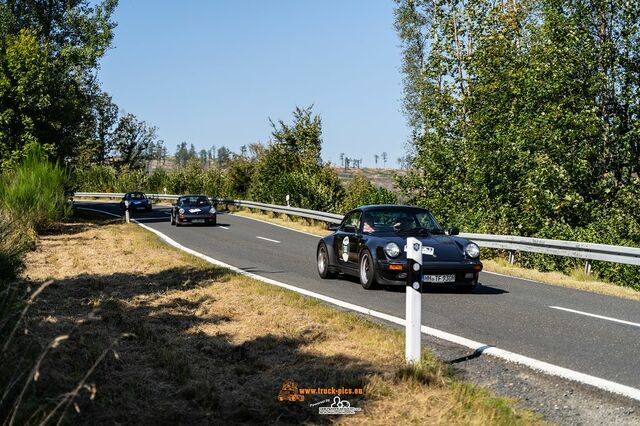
508,250 -> 515,265
406,237 -> 422,364
584,260 -> 592,276
124,201 -> 130,223
285,194 -> 290,207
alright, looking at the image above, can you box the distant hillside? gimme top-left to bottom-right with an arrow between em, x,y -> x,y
334,167 -> 404,191
148,157 -> 404,192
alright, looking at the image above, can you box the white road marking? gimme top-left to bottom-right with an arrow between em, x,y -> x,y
550,306 -> 640,328
218,225 -> 229,230
231,213 -> 325,237
256,236 -> 280,243
74,206 -> 640,402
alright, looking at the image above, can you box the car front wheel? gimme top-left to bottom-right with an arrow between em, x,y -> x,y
317,243 -> 335,279
170,213 -> 175,225
359,250 -> 378,290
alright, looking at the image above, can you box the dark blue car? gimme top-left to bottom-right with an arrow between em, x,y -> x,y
170,195 -> 217,226
316,205 -> 482,291
120,192 -> 152,212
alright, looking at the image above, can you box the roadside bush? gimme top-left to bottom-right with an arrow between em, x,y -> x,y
0,144 -> 68,231
147,167 -> 169,193
341,174 -> 397,213
74,164 -> 117,192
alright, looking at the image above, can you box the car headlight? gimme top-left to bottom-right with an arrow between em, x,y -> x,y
210,208 -> 216,215
178,208 -> 185,215
384,242 -> 401,258
465,243 -> 480,258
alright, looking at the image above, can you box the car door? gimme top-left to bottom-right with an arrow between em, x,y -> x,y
334,210 -> 361,272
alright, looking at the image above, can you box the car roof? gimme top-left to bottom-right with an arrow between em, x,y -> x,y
179,194 -> 208,198
357,204 -> 429,212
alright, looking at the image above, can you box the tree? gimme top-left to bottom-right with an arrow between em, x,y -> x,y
199,149 -> 208,166
249,106 -> 344,211
381,152 -> 388,168
374,154 -> 379,166
217,146 -> 231,167
394,0 -> 640,286
340,152 -> 345,167
110,113 -> 157,170
0,1 -> 118,167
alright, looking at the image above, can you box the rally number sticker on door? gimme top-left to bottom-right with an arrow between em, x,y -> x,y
341,236 -> 350,262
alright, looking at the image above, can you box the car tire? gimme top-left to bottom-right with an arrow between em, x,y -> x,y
170,213 -> 175,226
317,243 -> 336,279
211,218 -> 217,226
359,250 -> 378,290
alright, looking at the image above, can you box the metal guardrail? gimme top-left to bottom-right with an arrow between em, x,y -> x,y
73,192 -> 640,270
73,192 -> 344,224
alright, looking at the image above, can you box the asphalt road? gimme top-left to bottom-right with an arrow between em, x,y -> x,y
78,202 -> 640,393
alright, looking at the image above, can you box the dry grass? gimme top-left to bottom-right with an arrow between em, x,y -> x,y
10,214 -> 543,424
483,258 -> 640,302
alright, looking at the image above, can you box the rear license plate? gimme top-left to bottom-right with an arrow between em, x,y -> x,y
192,219 -> 205,223
423,274 -> 455,283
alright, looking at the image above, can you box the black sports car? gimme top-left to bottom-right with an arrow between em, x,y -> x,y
170,195 -> 217,226
120,192 -> 152,212
316,205 -> 482,291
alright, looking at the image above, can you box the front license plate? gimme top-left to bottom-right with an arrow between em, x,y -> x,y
192,219 -> 205,223
423,274 -> 455,283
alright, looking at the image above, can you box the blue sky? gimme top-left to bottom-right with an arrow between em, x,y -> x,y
98,0 -> 408,168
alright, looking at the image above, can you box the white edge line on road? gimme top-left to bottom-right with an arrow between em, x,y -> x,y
218,225 -> 229,230
550,306 -> 640,328
74,206 -> 640,402
256,236 -> 280,243
230,213 -> 324,238
75,206 -> 121,218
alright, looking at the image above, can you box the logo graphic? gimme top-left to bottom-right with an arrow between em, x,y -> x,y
318,396 -> 362,415
277,380 -> 305,402
413,242 -> 420,251
341,236 -> 350,262
404,245 -> 436,257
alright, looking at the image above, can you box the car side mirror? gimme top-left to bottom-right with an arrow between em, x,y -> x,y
343,224 -> 357,234
448,227 -> 460,236
327,223 -> 339,231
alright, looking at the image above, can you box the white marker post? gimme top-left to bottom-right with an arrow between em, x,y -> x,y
285,194 -> 290,207
405,237 -> 422,363
124,200 -> 130,223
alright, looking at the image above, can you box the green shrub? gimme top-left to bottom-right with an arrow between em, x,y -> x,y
0,144 -> 68,231
74,164 -> 117,192
341,175 -> 397,213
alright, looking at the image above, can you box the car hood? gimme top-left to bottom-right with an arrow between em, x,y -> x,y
180,206 -> 214,214
375,234 -> 469,261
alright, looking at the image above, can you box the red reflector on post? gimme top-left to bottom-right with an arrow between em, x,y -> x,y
389,264 -> 403,271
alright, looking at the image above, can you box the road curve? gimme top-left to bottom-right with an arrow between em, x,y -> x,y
77,202 -> 640,395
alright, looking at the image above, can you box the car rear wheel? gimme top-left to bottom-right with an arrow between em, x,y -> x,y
170,213 -> 175,225
359,250 -> 378,290
317,243 -> 335,279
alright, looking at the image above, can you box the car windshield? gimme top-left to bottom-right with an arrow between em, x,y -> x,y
127,193 -> 145,200
361,208 -> 444,235
179,196 -> 210,207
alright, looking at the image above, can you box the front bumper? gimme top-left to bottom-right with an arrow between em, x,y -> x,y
376,260 -> 483,286
128,203 -> 151,210
177,213 -> 216,224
